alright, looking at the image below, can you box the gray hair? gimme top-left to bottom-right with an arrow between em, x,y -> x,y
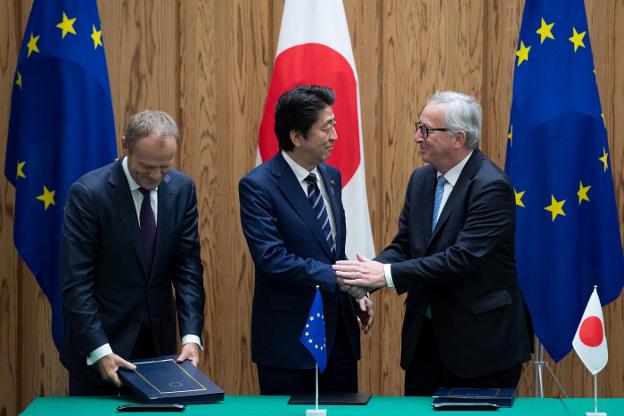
124,110 -> 181,147
426,91 -> 482,149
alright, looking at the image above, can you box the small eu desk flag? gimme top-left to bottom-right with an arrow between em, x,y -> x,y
4,0 -> 117,349
300,288 -> 328,372
505,0 -> 624,361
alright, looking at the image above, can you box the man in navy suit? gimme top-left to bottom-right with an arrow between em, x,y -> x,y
61,110 -> 205,395
334,92 -> 531,395
239,85 -> 373,395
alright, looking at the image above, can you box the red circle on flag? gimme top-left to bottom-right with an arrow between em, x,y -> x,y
579,316 -> 604,347
258,43 -> 361,185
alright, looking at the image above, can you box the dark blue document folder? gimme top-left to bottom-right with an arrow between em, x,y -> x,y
432,387 -> 516,408
119,355 -> 224,404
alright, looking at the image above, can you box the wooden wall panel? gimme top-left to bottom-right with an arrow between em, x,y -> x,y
343,0 -> 383,395
0,1 -> 20,415
1,0 -> 624,413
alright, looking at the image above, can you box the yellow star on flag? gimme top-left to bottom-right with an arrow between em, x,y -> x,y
36,185 -> 56,210
17,161 -> 26,179
514,189 -> 525,208
91,25 -> 103,49
577,181 -> 590,205
516,41 -> 531,66
601,113 -> 606,127
536,18 -> 555,44
569,27 -> 586,52
309,316 -> 314,321
56,12 -> 77,39
16,71 -> 22,89
26,33 -> 40,58
507,125 -> 513,144
544,195 -> 566,222
598,148 -> 608,172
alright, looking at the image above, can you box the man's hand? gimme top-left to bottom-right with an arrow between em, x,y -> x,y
356,296 -> 374,333
97,353 -> 136,387
338,281 -> 368,300
176,342 -> 200,367
333,253 -> 387,288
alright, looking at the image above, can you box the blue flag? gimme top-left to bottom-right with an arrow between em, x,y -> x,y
4,0 -> 117,349
506,0 -> 624,361
300,288 -> 327,372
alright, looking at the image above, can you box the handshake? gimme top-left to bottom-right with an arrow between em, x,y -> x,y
333,253 -> 388,299
332,253 -> 387,333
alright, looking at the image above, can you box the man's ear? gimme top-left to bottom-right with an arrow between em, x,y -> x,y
290,129 -> 304,148
121,136 -> 129,154
454,130 -> 467,148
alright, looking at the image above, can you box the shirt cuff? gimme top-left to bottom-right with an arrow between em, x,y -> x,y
182,334 -> 203,351
87,343 -> 113,366
384,264 -> 395,288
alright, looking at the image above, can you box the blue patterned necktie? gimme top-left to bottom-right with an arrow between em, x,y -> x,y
139,187 -> 157,271
431,175 -> 447,231
304,173 -> 336,255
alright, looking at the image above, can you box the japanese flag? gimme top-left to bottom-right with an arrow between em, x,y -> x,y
572,287 -> 608,375
257,0 -> 375,259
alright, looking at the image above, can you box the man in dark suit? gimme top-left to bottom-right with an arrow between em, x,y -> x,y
61,110 -> 205,395
334,91 -> 531,395
239,85 -> 373,395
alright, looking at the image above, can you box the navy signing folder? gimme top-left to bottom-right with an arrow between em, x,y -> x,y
119,355 -> 224,404
432,387 -> 516,408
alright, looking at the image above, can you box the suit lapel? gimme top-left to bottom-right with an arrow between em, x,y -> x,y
152,174 -> 174,281
109,161 -> 149,277
431,150 -> 482,240
273,153 -> 334,258
318,164 -> 340,259
415,167 -> 437,244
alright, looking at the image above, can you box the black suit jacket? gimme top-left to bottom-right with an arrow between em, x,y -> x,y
377,150 -> 530,378
60,160 -> 204,383
239,152 -> 360,369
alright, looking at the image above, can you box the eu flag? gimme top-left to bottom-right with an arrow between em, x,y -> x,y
4,0 -> 117,349
506,0 -> 624,361
300,288 -> 327,372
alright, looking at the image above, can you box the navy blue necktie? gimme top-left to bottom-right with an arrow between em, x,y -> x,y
432,175 -> 447,231
304,173 -> 336,255
139,187 -> 156,271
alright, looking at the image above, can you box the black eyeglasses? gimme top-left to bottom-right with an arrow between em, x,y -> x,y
415,121 -> 450,139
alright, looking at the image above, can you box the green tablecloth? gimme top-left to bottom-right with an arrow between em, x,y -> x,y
20,396 -> 623,416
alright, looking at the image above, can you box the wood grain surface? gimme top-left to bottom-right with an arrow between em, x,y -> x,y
0,1 -> 622,414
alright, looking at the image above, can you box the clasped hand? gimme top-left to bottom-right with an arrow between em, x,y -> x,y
333,253 -> 387,289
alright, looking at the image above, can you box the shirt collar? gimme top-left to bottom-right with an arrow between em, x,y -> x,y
438,150 -> 473,186
282,150 -> 320,184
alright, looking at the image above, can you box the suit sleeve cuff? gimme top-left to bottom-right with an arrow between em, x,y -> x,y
87,343 -> 113,366
384,264 -> 395,288
182,334 -> 203,351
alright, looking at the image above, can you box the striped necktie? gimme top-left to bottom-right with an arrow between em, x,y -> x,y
304,173 -> 336,255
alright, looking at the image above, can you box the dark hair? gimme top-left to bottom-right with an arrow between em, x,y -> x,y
274,85 -> 335,151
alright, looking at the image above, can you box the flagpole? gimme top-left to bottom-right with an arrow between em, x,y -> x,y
315,363 -> 319,411
534,338 -> 544,398
593,374 -> 598,413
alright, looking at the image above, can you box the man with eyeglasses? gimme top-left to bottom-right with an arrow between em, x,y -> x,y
239,85 -> 373,395
334,91 -> 531,395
